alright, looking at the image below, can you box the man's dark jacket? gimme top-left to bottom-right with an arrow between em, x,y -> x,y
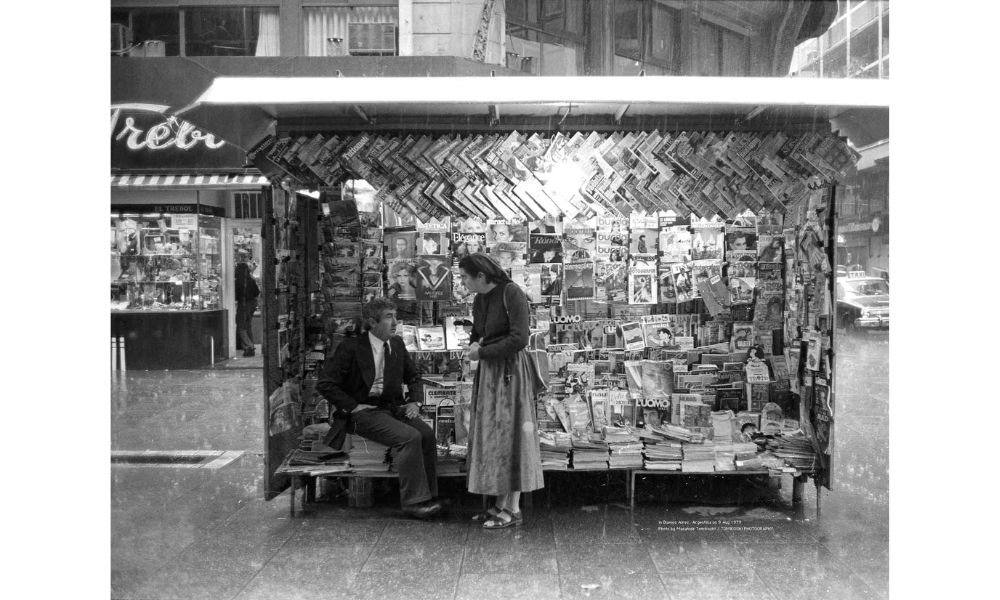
316,333 -> 424,414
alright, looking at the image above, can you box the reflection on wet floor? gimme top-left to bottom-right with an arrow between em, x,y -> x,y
111,333 -> 889,600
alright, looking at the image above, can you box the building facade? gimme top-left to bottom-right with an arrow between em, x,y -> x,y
788,0 -> 889,277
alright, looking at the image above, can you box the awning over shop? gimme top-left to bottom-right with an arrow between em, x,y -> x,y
110,173 -> 269,190
175,75 -> 890,152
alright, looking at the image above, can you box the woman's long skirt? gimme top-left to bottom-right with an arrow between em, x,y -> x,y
466,350 -> 545,495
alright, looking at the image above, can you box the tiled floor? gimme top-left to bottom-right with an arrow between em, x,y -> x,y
111,332 -> 889,600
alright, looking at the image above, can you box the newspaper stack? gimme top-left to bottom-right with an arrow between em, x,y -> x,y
681,441 -> 716,473
773,433 -> 819,471
602,426 -> 640,443
642,441 -> 683,471
348,434 -> 391,473
539,432 -> 572,470
608,441 -> 645,469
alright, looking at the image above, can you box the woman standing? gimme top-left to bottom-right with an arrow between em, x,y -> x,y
458,253 -> 545,529
234,262 -> 260,357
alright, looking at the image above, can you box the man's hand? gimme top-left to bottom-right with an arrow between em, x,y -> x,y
402,402 -> 421,420
352,404 -> 375,414
467,342 -> 481,361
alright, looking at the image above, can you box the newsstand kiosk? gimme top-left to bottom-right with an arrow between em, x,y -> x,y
176,76 -> 888,509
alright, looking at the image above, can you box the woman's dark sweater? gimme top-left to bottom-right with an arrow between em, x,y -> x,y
470,282 -> 530,360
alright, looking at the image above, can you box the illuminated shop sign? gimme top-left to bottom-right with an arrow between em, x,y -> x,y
111,103 -> 246,170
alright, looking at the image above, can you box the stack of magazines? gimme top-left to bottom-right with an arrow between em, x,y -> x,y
681,441 -> 716,473
773,433 -> 819,471
571,437 -> 610,470
348,434 -> 391,473
285,449 -> 351,476
650,423 -> 705,444
539,432 -> 572,470
602,426 -> 639,443
643,441 -> 683,471
608,441 -> 644,469
712,443 -> 737,472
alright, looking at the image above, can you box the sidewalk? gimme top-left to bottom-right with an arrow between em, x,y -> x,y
111,335 -> 888,600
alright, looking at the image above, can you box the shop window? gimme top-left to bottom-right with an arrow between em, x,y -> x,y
111,7 -> 181,56
233,192 -> 263,219
614,0 -> 642,61
184,6 -> 280,56
648,2 -> 678,65
303,5 -> 398,56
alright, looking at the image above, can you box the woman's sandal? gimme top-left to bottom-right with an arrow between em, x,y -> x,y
471,505 -> 502,522
482,508 -> 522,529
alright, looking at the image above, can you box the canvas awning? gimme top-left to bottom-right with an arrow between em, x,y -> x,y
110,173 -> 269,190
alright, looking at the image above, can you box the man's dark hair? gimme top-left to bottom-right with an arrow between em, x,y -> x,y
363,297 -> 397,325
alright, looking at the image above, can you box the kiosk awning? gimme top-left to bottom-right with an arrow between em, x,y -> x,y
110,173 -> 269,190
175,75 -> 890,151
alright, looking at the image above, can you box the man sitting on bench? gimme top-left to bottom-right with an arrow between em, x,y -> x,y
316,298 -> 443,519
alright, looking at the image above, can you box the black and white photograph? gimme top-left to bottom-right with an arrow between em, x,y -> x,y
97,4 -> 904,600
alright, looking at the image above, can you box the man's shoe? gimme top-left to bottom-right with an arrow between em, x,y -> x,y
402,500 -> 442,520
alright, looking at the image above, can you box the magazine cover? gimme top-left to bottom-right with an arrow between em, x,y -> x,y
416,326 -> 447,351
417,219 -> 451,257
528,234 -> 564,264
451,218 -> 486,263
596,216 -> 628,247
488,241 -> 528,271
385,230 -> 417,259
413,257 -> 452,301
658,263 -> 677,304
671,263 -> 696,302
444,316 -> 472,350
728,275 -> 756,306
757,234 -> 784,263
629,226 -> 658,257
659,225 -> 693,264
690,223 -> 724,260
550,316 -> 589,347
641,360 -> 674,398
563,218 -> 597,261
623,360 -> 644,399
451,266 -> 474,304
486,218 -> 528,246
528,214 -> 563,235
398,324 -> 419,352
621,321 -> 646,351
524,265 -> 544,303
731,322 -> 755,352
595,262 -> 628,304
564,262 -> 595,300
640,315 -> 676,348
628,265 -> 657,304
539,263 -> 563,299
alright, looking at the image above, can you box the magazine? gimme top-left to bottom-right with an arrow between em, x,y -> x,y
385,230 -> 417,260
690,223 -> 724,260
444,316 -> 472,350
486,218 -> 528,246
451,266 -> 474,304
416,326 -> 447,351
398,324 -> 419,352
563,218 -> 597,261
641,360 -> 674,398
595,262 -> 628,304
659,225 -> 693,263
621,321 -> 646,351
528,234 -> 564,264
757,234 -> 784,263
731,322 -> 755,352
413,257 -> 452,301
564,262 -> 595,300
640,314 -> 677,348
671,263 -> 696,303
628,264 -> 658,305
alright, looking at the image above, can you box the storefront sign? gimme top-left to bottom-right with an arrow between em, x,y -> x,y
111,203 -> 226,217
840,214 -> 888,236
111,103 -> 247,171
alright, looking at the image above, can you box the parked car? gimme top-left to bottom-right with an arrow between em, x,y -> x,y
835,276 -> 889,331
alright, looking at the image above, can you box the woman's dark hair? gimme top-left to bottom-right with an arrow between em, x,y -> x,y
235,262 -> 251,280
458,252 -> 512,285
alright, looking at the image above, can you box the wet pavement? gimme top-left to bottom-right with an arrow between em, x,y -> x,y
111,332 -> 888,600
